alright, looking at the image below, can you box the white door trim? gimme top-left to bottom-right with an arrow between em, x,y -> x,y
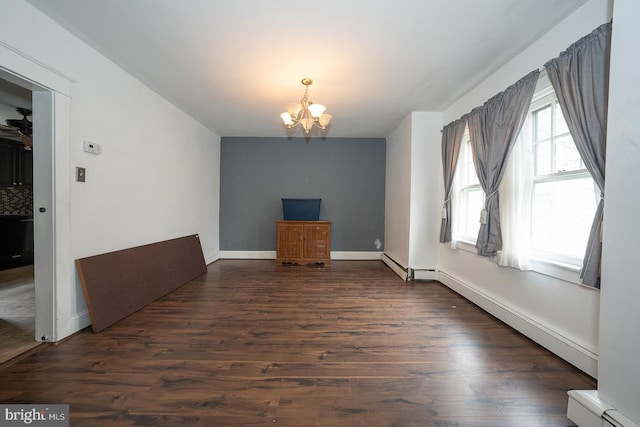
1,41 -> 73,342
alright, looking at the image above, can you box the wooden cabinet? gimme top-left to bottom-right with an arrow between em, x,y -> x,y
0,138 -> 32,187
276,220 -> 331,266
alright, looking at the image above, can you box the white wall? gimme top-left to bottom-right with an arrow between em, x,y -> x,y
436,0 -> 612,377
0,0 -> 221,340
598,0 -> 640,422
408,112 -> 442,270
384,114 -> 412,268
385,111 -> 442,273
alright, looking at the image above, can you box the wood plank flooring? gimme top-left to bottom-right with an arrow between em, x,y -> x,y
0,260 -> 596,426
0,264 -> 38,363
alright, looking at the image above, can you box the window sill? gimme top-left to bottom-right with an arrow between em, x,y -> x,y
529,257 -> 584,286
454,239 -> 477,253
448,240 -> 595,288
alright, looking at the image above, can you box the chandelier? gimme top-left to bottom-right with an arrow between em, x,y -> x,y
280,78 -> 332,134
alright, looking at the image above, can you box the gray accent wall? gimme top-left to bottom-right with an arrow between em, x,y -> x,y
220,137 -> 386,252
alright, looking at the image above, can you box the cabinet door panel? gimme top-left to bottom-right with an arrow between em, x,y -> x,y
304,224 -> 330,259
277,224 -> 304,259
0,140 -> 15,186
19,149 -> 33,186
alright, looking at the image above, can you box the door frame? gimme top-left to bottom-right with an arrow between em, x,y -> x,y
1,40 -> 74,342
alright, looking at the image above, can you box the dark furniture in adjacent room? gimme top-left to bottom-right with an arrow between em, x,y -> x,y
0,215 -> 34,269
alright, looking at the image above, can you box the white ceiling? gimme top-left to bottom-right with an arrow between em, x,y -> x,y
26,0 -> 587,138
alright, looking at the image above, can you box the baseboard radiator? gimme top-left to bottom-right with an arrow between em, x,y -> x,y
381,254 -> 408,280
567,390 -> 639,427
381,254 -> 438,281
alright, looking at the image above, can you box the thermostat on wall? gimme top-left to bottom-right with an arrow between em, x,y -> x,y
83,140 -> 102,155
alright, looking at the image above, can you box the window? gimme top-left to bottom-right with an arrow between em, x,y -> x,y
453,128 -> 482,243
529,88 -> 597,265
451,75 -> 597,272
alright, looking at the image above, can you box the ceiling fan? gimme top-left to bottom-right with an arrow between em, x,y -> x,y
0,107 -> 33,150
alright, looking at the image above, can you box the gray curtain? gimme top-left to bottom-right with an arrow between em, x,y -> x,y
439,116 -> 467,243
468,70 -> 540,257
544,22 -> 611,288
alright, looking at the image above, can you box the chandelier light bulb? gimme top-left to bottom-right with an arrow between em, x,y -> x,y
280,78 -> 332,134
318,113 -> 332,129
307,103 -> 326,118
285,102 -> 302,118
280,112 -> 294,126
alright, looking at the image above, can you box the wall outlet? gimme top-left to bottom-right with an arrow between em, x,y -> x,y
83,140 -> 101,155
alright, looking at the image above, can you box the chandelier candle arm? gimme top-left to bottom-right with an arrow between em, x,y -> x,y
281,78 -> 332,134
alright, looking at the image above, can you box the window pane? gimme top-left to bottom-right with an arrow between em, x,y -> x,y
555,102 -> 570,135
535,105 -> 552,140
462,187 -> 483,240
532,177 -> 597,260
459,140 -> 479,186
535,141 -> 552,175
461,161 -> 475,186
555,135 -> 582,172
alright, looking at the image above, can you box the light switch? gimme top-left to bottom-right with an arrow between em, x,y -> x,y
76,167 -> 86,182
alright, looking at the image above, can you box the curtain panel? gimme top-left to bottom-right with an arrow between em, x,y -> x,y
468,70 -> 540,257
496,116 -> 533,270
544,21 -> 611,288
439,116 -> 467,243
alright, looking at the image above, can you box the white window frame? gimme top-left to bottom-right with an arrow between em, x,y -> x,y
453,129 -> 482,245
529,87 -> 595,269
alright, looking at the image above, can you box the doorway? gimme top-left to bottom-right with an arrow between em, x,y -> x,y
0,78 -> 37,363
0,64 -> 65,363
1,37 -> 79,351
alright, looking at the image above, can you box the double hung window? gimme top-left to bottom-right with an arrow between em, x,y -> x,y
452,76 -> 597,270
529,87 -> 597,266
453,129 -> 482,243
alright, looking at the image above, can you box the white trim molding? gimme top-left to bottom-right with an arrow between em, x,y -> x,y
438,271 -> 598,378
204,251 -> 220,265
219,251 -> 383,260
219,251 -> 276,259
0,41 -> 74,95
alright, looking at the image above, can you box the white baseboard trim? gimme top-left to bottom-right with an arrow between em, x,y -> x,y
219,251 -> 276,259
204,251 -> 220,265
219,251 -> 383,261
438,271 -> 598,378
54,310 -> 91,341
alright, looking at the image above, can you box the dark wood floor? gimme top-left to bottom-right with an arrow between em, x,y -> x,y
0,260 -> 595,426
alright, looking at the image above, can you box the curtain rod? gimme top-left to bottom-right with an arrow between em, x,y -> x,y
441,66 -> 548,133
